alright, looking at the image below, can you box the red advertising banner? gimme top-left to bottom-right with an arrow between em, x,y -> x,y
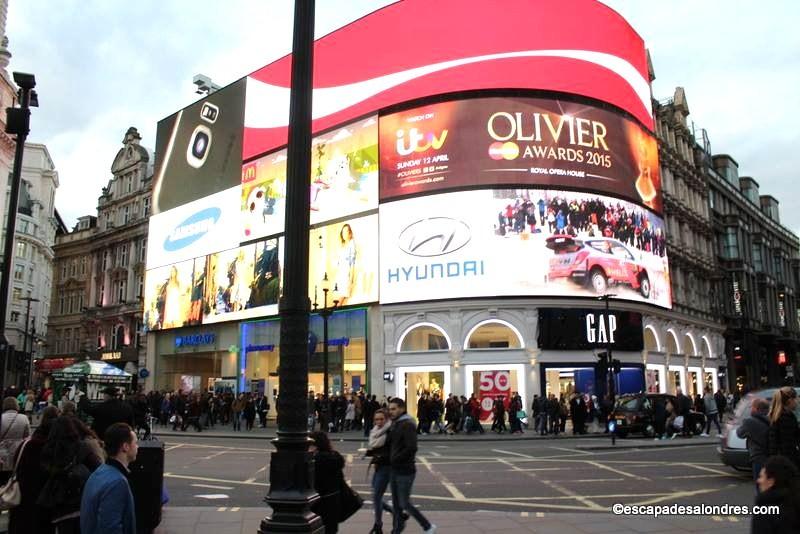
379,97 -> 662,213
243,0 -> 652,159
477,370 -> 512,422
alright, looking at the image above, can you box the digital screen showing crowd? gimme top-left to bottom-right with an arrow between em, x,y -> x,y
241,116 -> 379,242
380,188 -> 672,308
380,96 -> 662,212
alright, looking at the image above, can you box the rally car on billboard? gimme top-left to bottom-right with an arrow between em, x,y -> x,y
545,235 -> 651,298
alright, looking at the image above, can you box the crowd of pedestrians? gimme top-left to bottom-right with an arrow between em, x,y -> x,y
0,384 -> 141,533
736,386 -> 800,532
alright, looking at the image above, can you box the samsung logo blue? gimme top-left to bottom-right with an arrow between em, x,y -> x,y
163,207 -> 221,252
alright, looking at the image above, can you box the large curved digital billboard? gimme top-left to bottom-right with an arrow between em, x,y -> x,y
146,0 -> 667,330
243,0 -> 652,160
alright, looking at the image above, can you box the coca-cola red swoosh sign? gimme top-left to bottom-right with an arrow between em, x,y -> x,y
243,0 -> 652,161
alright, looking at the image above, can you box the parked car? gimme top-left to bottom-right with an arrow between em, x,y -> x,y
718,387 -> 800,471
545,236 -> 651,297
611,393 -> 706,438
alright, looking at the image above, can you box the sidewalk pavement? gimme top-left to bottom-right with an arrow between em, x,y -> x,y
152,424 -> 721,449
155,507 -> 750,534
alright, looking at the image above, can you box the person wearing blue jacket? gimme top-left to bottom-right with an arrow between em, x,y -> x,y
80,423 -> 139,534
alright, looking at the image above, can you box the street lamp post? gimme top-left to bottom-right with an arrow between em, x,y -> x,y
19,296 -> 38,388
0,72 -> 37,388
598,294 -> 617,403
260,1 -> 322,533
312,273 -> 339,430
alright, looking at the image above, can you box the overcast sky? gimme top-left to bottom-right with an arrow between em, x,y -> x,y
7,1 -> 800,235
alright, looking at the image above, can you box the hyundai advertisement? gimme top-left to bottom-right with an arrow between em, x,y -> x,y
379,97 -> 662,213
379,189 -> 672,308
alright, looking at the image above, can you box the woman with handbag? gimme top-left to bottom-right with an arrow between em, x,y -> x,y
8,405 -> 60,534
38,416 -> 103,534
309,431 -> 362,533
0,397 -> 31,486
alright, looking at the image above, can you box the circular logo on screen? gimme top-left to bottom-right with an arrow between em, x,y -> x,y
398,217 -> 471,257
488,141 -> 520,160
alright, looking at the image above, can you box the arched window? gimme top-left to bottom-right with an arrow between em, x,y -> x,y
111,324 -> 125,350
666,329 -> 680,354
702,336 -> 713,359
465,320 -> 523,349
397,323 -> 450,352
644,326 -> 660,352
683,333 -> 698,356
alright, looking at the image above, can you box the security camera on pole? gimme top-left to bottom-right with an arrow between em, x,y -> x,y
0,72 -> 37,388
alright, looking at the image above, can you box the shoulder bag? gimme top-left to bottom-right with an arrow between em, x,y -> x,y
0,437 -> 29,510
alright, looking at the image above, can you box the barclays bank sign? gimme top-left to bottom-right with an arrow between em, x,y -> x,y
175,333 -> 216,348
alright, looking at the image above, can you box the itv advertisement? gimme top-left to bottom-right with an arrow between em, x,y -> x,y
379,97 -> 662,212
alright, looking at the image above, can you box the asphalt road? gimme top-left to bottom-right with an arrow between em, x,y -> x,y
161,435 -> 754,513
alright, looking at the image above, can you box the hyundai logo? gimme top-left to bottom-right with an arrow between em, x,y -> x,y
163,207 -> 222,252
398,217 -> 471,257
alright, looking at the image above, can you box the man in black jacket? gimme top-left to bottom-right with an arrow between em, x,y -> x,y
388,398 -> 436,534
676,388 -> 693,437
737,397 -> 770,488
78,386 -> 135,439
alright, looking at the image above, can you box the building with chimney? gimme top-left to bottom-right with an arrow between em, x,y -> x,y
42,128 -> 152,385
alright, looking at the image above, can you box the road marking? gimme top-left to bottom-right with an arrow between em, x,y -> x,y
665,474 -> 731,479
681,463 -> 747,478
408,491 -> 602,511
198,450 -> 228,461
429,451 -> 441,457
419,456 -> 466,500
195,494 -> 229,499
521,512 -> 529,517
549,447 -> 592,455
163,442 -> 267,452
498,458 -> 604,511
165,473 -> 268,486
492,448 -> 535,458
217,507 -> 226,512
585,461 -> 649,481
191,483 -> 234,490
165,444 -> 184,452
542,478 -> 625,483
536,512 -> 545,518
347,454 -> 353,464
632,485 -> 737,506
231,507 -> 240,512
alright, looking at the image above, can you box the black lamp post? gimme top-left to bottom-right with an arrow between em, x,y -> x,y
0,72 -> 37,388
313,273 -> 339,398
598,294 -> 617,403
260,0 -> 322,532
313,273 -> 339,431
19,296 -> 38,388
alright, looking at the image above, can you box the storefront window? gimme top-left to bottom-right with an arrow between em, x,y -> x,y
465,321 -> 522,349
398,323 -> 449,352
158,351 -> 237,393
241,308 -> 368,397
